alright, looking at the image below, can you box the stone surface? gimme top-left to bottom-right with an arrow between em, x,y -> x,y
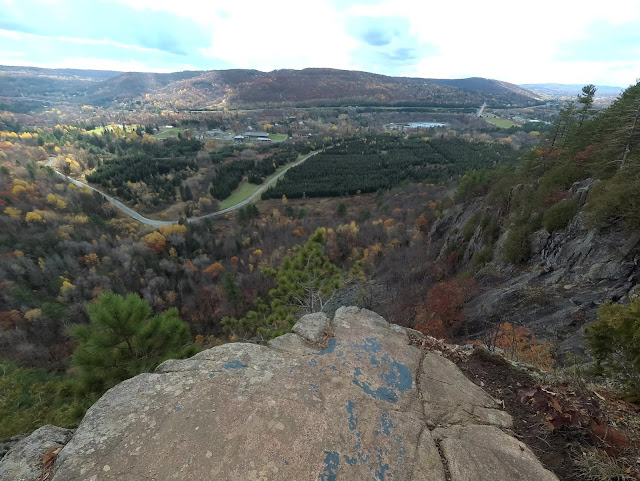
420,353 -> 512,428
292,311 -> 330,343
49,307 -> 550,481
433,424 -> 559,481
0,425 -> 74,481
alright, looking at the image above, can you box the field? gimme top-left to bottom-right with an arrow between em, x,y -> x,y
154,127 -> 185,139
483,117 -> 518,128
219,164 -> 289,209
269,133 -> 288,141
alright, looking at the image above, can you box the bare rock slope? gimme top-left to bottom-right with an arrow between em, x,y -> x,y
35,307 -> 557,481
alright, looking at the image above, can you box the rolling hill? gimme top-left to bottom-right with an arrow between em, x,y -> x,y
0,65 -> 542,111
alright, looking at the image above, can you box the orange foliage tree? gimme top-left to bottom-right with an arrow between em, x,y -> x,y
490,322 -> 554,369
204,262 -> 224,278
415,278 -> 477,341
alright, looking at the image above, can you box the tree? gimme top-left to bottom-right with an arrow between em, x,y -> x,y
222,228 -> 341,340
269,228 -> 342,316
415,279 -> 476,340
204,262 -> 224,278
222,273 -> 242,316
577,84 -> 597,127
69,292 -> 198,395
586,292 -> 640,401
548,101 -> 577,149
608,80 -> 640,166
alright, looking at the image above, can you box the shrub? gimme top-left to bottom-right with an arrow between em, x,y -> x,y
462,213 -> 482,242
585,292 -> 640,401
587,168 -> 640,230
471,246 -> 494,269
501,224 -> 531,264
542,199 -> 579,232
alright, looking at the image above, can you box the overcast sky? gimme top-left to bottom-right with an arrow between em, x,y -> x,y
1,0 -> 639,86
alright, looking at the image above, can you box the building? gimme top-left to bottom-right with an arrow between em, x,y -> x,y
243,131 -> 270,138
205,129 -> 224,138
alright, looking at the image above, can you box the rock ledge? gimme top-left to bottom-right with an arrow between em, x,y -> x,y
3,307 -> 558,481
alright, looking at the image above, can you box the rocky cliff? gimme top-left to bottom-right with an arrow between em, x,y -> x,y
430,179 -> 640,354
0,307 -> 557,481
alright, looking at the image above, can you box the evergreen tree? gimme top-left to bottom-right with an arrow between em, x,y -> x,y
69,292 -> 198,395
548,102 -> 577,149
222,273 -> 242,316
222,228 -> 341,340
586,291 -> 640,401
577,84 -> 597,127
607,80 -> 640,166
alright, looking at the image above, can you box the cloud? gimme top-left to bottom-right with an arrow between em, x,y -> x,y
345,16 -> 438,73
0,0 -> 210,56
556,21 -> 640,62
0,0 -> 639,86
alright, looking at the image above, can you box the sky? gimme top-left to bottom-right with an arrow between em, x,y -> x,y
0,0 -> 639,87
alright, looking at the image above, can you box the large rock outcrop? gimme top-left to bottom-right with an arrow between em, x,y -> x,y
37,307 -> 557,481
430,180 -> 640,353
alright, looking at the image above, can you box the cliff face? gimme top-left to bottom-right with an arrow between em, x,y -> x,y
430,180 -> 640,354
1,307 -> 557,481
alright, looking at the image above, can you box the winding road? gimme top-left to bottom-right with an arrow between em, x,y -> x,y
46,150 -> 320,227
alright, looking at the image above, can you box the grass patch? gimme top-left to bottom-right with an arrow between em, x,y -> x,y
219,164 -> 289,209
154,127 -> 184,139
483,117 -> 518,128
269,133 -> 287,141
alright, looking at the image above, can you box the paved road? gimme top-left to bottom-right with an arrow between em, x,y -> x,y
46,150 -> 320,227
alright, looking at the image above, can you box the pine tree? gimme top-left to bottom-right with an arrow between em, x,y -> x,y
222,273 -> 242,316
577,84 -> 597,127
69,292 -> 198,395
548,101 -> 577,149
608,80 -> 640,166
222,228 -> 342,340
585,291 -> 640,401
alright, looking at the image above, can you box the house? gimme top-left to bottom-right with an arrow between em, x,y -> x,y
205,129 -> 224,138
256,137 -> 272,142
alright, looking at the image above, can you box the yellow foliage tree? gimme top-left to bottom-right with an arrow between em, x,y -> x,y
3,207 -> 21,219
60,277 -> 75,293
25,211 -> 44,223
143,231 -> 167,253
11,185 -> 26,195
24,308 -> 42,321
159,225 -> 187,237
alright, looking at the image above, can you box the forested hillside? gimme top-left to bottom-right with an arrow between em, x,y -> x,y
0,65 -> 542,111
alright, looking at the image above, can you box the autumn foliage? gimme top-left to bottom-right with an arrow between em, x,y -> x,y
415,278 -> 477,341
490,322 -> 554,369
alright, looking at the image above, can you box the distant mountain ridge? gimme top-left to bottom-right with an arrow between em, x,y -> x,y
521,83 -> 624,98
0,65 -> 542,111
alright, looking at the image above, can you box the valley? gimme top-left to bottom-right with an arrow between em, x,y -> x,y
1,65 -> 639,481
